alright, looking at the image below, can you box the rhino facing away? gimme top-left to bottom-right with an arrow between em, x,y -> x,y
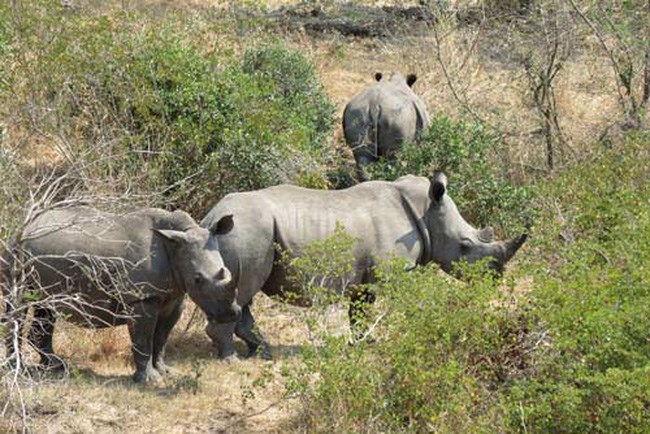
200,173 -> 527,359
2,207 -> 236,382
343,71 -> 430,180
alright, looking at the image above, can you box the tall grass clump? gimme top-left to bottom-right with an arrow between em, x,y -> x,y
4,3 -> 335,214
367,115 -> 531,231
288,133 -> 650,433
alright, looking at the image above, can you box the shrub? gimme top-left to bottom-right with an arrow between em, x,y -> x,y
287,133 -> 650,433
4,5 -> 335,215
287,258 -> 534,433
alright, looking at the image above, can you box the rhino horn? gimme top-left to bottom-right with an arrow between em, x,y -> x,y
503,233 -> 528,263
429,171 -> 448,203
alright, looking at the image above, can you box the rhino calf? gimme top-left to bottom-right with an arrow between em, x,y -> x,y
343,71 -> 430,180
2,207 -> 236,383
201,172 -> 527,360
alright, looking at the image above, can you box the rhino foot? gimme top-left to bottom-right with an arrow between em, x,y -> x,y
153,360 -> 174,376
246,345 -> 272,360
219,353 -> 240,363
132,367 -> 162,384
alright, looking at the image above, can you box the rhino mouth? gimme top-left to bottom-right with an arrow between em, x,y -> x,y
207,302 -> 242,324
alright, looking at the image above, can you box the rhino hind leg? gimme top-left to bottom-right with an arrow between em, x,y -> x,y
353,150 -> 375,182
28,306 -> 65,372
234,303 -> 271,360
151,298 -> 184,375
128,299 -> 162,383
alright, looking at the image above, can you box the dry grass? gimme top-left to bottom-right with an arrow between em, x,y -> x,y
2,296 -> 333,433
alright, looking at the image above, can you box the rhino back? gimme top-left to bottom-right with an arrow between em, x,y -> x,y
345,83 -> 425,154
23,207 -> 177,326
204,182 -> 428,305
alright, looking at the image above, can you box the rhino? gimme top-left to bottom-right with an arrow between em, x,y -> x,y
343,71 -> 430,180
200,172 -> 527,359
2,207 -> 236,383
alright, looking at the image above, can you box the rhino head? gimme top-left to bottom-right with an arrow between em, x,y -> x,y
154,214 -> 241,322
424,172 -> 527,277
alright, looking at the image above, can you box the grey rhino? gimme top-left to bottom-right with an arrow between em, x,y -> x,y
343,71 -> 430,180
2,207 -> 237,383
200,172 -> 527,359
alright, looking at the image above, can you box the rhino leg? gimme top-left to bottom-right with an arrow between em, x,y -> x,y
128,299 -> 161,383
206,321 -> 238,360
28,306 -> 65,372
151,298 -> 183,375
348,288 -> 376,342
234,303 -> 271,360
353,151 -> 374,182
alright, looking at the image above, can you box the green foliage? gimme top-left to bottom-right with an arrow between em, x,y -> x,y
5,5 -> 335,214
288,259 -> 532,432
367,115 -> 531,231
282,222 -> 357,306
511,133 -> 650,432
274,222 -> 358,351
287,134 -> 650,433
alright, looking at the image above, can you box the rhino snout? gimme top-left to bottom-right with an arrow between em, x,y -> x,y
208,301 -> 242,324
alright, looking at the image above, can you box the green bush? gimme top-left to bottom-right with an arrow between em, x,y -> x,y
287,259 -> 532,433
4,5 -> 335,214
367,115 -> 531,231
287,133 -> 650,433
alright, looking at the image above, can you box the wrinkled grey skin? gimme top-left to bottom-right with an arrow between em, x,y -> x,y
200,172 -> 527,360
343,71 -> 430,180
2,207 -> 237,383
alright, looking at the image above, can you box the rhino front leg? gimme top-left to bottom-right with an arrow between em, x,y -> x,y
28,306 -> 65,372
206,321 -> 238,360
151,298 -> 184,375
235,303 -> 271,360
128,299 -> 161,383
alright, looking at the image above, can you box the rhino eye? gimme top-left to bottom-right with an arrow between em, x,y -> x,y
194,273 -> 202,284
460,242 -> 472,254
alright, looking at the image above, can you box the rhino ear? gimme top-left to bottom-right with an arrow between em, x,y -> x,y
210,214 -> 234,236
478,227 -> 495,243
374,72 -> 383,82
153,228 -> 188,244
406,73 -> 417,87
429,171 -> 448,203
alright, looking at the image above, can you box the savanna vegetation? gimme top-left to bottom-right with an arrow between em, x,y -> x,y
1,0 -> 649,432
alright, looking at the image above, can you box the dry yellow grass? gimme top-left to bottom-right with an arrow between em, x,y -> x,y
3,296 -> 328,433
